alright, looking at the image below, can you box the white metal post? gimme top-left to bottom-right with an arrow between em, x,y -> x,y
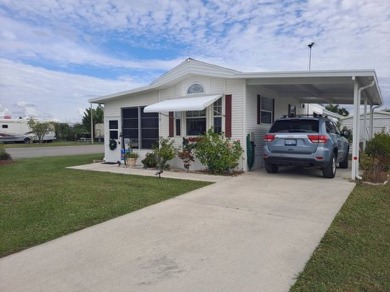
351,81 -> 360,180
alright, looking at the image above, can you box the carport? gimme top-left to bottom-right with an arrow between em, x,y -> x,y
240,70 -> 383,180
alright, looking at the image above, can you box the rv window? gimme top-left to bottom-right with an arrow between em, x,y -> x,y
2,125 -> 8,128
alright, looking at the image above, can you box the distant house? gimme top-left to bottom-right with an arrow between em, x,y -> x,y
341,111 -> 390,139
90,58 -> 382,176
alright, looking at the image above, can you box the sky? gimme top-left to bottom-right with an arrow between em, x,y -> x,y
0,0 -> 389,123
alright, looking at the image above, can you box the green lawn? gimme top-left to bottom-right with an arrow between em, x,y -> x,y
290,182 -> 390,291
0,154 -> 211,257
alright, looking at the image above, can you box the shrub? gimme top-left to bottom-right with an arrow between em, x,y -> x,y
194,129 -> 243,174
0,145 -> 12,161
178,138 -> 195,172
365,131 -> 390,169
141,152 -> 158,168
360,131 -> 390,183
153,137 -> 175,170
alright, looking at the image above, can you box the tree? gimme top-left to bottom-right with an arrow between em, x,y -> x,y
325,104 -> 349,117
71,123 -> 88,141
27,118 -> 55,143
82,106 -> 104,139
53,122 -> 71,141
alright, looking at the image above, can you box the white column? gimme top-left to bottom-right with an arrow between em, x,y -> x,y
351,81 -> 360,180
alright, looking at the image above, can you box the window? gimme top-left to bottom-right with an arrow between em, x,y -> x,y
326,121 -> 338,134
109,120 -> 118,139
257,95 -> 274,124
213,98 -> 222,134
122,107 -> 159,149
2,125 -> 8,129
186,109 -> 206,135
175,112 -> 181,136
187,83 -> 204,94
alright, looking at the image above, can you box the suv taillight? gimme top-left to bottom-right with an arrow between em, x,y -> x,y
308,135 -> 328,143
264,134 -> 275,142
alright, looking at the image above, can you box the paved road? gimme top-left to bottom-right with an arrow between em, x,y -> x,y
6,145 -> 104,159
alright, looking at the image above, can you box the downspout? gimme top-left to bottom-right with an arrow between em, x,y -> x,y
362,98 -> 367,150
351,80 -> 375,180
369,105 -> 381,139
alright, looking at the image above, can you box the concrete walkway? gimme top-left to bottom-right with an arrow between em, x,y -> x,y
0,165 -> 355,292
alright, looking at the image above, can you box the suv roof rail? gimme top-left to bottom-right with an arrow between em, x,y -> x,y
280,113 -> 330,119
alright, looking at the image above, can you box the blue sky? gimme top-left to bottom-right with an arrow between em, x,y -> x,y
0,0 -> 389,122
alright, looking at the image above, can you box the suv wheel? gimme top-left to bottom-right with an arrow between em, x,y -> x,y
323,153 -> 336,178
265,162 -> 278,173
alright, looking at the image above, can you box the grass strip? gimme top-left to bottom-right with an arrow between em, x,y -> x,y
0,154 -> 211,257
290,182 -> 390,291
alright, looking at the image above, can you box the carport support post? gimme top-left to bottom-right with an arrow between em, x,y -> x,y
351,80 -> 375,180
351,81 -> 361,180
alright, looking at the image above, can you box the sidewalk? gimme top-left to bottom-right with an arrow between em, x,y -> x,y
69,162 -> 231,182
0,165 -> 355,292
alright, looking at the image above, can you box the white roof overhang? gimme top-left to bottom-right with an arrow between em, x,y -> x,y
240,70 -> 383,106
143,94 -> 222,113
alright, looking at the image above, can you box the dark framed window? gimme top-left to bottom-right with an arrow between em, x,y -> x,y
257,95 -> 274,124
109,120 -> 118,139
2,125 -> 8,129
175,112 -> 181,136
213,98 -> 222,134
122,107 -> 159,149
186,109 -> 206,135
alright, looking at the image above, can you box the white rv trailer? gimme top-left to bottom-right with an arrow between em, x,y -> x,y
0,118 -> 56,143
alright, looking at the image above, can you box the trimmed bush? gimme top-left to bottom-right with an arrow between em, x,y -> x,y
0,145 -> 12,161
360,131 -> 390,183
194,129 -> 243,174
141,152 -> 158,168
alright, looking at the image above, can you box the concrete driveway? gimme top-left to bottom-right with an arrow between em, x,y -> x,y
0,166 -> 354,292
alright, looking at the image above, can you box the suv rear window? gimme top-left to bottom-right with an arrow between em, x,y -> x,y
269,119 -> 319,133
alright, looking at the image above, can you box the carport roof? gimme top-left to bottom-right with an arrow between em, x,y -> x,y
238,70 -> 383,106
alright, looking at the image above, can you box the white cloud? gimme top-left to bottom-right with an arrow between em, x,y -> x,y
0,0 -> 389,112
0,59 -> 146,122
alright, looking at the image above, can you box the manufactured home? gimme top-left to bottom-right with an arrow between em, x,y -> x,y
89,58 -> 383,179
0,118 -> 56,143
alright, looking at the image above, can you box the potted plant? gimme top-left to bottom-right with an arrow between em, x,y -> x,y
125,151 -> 139,167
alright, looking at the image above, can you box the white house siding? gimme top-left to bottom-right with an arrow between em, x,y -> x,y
225,79 -> 246,171
341,112 -> 390,140
162,77 -> 246,171
245,86 -> 280,170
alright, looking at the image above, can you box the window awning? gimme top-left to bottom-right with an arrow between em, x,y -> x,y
143,94 -> 222,113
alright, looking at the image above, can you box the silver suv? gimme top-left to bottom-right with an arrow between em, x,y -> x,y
263,115 -> 349,178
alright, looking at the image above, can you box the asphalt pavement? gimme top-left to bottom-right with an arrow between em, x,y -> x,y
6,144 -> 104,159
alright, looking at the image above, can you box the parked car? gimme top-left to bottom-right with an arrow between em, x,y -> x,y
263,115 -> 349,178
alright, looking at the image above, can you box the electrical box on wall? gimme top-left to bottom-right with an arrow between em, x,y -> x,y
250,132 -> 255,142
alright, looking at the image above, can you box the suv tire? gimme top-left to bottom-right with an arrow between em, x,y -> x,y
323,153 -> 336,178
265,162 -> 278,173
339,147 -> 349,169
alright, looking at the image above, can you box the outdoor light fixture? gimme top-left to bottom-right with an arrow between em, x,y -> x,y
308,42 -> 315,70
